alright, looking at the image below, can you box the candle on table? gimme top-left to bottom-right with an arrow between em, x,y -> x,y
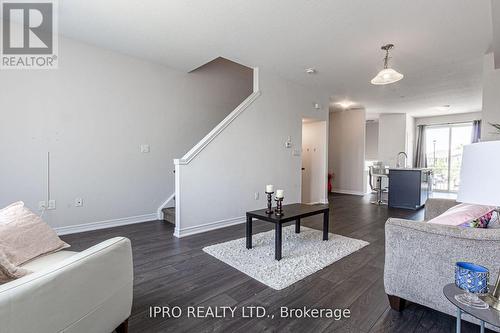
266,185 -> 274,193
276,189 -> 284,198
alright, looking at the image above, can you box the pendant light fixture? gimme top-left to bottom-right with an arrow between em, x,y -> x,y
371,44 -> 404,85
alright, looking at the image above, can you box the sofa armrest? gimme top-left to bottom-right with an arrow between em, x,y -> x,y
0,237 -> 133,333
424,198 -> 458,220
384,218 -> 500,321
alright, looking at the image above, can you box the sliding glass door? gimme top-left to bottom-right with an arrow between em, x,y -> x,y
425,123 -> 473,192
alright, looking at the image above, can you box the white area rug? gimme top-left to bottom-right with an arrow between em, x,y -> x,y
203,226 -> 369,290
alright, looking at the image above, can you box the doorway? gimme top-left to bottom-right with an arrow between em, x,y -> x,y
301,118 -> 328,204
425,122 -> 473,192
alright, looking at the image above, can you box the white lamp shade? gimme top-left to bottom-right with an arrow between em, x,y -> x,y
370,68 -> 404,85
457,141 -> 500,207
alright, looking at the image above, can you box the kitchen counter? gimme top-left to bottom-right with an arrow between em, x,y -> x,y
389,167 -> 431,171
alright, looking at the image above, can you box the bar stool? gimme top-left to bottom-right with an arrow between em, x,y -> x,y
369,165 -> 388,205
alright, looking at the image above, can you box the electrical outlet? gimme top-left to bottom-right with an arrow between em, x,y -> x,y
140,144 -> 150,153
48,200 -> 56,210
75,198 -> 83,207
38,201 -> 47,211
254,192 -> 259,200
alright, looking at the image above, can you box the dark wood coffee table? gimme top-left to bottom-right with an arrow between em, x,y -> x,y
246,203 -> 330,260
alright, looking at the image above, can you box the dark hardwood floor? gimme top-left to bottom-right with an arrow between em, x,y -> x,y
61,194 -> 489,333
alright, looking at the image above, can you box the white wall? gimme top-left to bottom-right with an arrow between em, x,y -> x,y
174,69 -> 329,236
481,53 -> 500,141
301,120 -> 328,204
329,109 -> 366,195
378,114 -> 407,167
0,38 -> 253,231
379,112 -> 482,169
492,0 -> 500,69
365,121 -> 379,160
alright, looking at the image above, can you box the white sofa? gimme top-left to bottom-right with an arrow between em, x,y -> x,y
0,237 -> 133,333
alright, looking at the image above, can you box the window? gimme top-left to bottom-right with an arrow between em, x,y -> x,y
425,123 -> 473,192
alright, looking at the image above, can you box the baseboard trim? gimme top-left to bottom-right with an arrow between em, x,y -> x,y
54,213 -> 157,236
174,216 -> 246,238
304,200 -> 329,205
331,189 -> 366,196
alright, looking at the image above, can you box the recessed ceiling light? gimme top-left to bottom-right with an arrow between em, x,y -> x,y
435,105 -> 451,111
305,68 -> 317,74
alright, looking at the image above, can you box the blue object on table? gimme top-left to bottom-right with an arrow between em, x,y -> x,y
455,262 -> 489,294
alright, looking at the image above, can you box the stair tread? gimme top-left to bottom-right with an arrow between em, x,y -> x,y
162,207 -> 175,225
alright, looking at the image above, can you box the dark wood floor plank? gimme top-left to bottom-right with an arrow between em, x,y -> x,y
61,193 -> 479,333
324,277 -> 390,333
368,303 -> 427,333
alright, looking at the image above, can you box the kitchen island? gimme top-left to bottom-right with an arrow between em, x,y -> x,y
388,168 -> 432,210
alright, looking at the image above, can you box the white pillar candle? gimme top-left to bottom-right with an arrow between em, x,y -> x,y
276,189 -> 284,198
266,185 -> 274,193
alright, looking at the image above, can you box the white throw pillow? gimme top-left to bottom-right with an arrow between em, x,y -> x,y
0,202 -> 69,266
488,211 -> 500,229
0,201 -> 25,224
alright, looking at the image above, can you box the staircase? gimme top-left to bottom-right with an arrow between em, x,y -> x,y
162,66 -> 260,238
162,207 -> 175,225
161,171 -> 176,225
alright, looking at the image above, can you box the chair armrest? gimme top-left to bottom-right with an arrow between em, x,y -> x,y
384,218 -> 500,318
0,237 -> 133,333
424,198 -> 458,220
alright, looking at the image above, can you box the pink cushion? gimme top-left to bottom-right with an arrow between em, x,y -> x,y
427,203 -> 496,226
0,201 -> 25,224
0,201 -> 69,266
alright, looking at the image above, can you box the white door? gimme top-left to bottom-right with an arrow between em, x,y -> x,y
301,120 -> 328,204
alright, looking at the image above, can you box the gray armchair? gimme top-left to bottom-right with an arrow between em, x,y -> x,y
384,198 -> 500,330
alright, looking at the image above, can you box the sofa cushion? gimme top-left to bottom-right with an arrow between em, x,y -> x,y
464,210 -> 494,228
488,212 -> 500,229
0,252 -> 31,283
427,203 -> 496,227
0,201 -> 69,266
0,201 -> 25,224
21,250 -> 78,272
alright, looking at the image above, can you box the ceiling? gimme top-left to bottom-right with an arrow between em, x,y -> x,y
58,0 -> 493,117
